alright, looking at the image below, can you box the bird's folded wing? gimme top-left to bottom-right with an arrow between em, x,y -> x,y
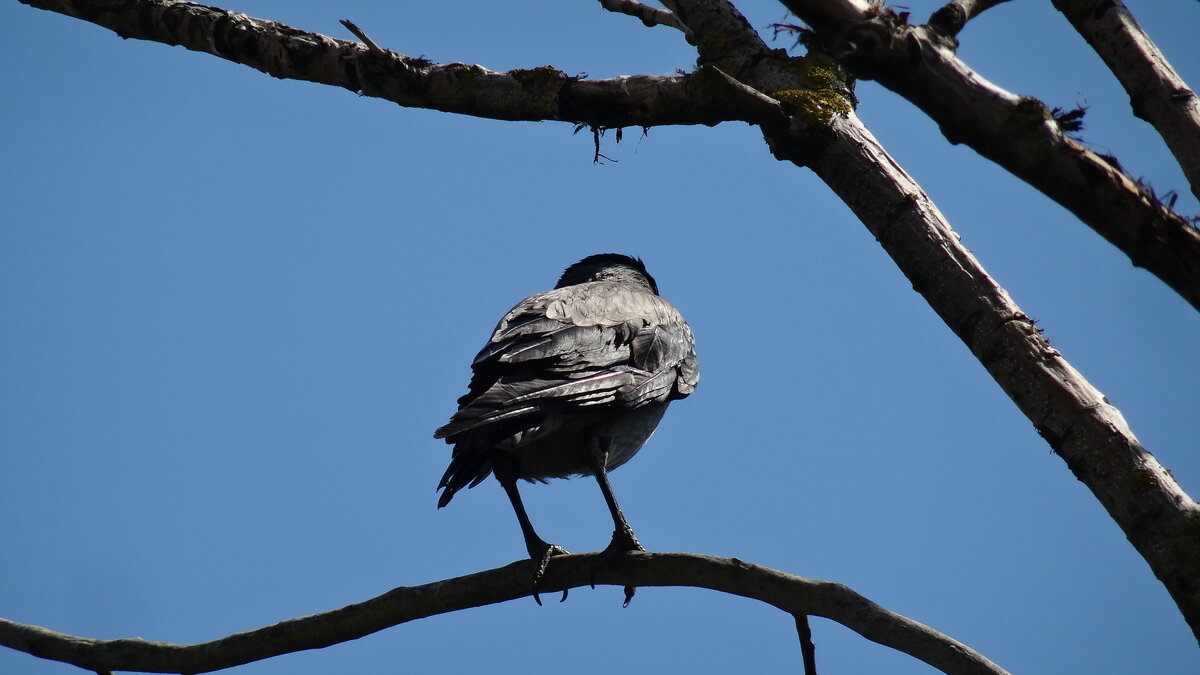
435,282 -> 697,440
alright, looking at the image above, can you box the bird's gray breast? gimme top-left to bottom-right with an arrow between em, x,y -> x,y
507,400 -> 670,481
597,400 -> 669,471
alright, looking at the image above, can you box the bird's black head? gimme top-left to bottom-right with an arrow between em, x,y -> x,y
555,253 -> 659,295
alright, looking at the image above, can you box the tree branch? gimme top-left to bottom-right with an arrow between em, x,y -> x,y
596,0 -> 690,34
778,1 -> 1200,313
928,0 -> 1012,38
795,613 -> 818,675
1051,0 -> 1200,203
662,0 -> 768,65
764,108 -> 1200,644
0,553 -> 1010,675
669,5 -> 1200,635
15,0 -> 771,129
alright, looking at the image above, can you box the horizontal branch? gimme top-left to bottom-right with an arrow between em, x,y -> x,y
1051,0 -> 1200,203
0,552 -> 1010,675
16,0 -> 771,129
779,0 -> 1200,313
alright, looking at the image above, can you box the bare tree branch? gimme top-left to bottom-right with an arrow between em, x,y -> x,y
928,0 -> 1012,38
0,553 -> 1011,675
662,0 -> 768,65
771,0 -> 872,32
766,108 -> 1200,645
15,0 -> 770,129
572,0 -> 1200,645
339,18 -> 384,56
778,0 -> 1200,314
1051,0 -> 1200,203
795,613 -> 818,675
659,2 -> 1200,639
596,0 -> 690,34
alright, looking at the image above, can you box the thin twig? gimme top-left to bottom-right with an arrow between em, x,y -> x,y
340,18 -> 383,55
795,613 -> 818,675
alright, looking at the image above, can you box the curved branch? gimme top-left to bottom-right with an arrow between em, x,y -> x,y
779,1 -> 1200,313
0,553 -> 1010,675
1051,0 -> 1200,202
15,0 -> 767,129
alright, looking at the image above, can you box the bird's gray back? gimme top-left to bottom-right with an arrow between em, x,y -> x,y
434,275 -> 698,499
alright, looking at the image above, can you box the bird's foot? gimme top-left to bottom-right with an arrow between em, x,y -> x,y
591,526 -> 645,607
529,542 -> 570,606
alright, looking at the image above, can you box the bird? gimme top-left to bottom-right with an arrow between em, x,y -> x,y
434,253 -> 699,604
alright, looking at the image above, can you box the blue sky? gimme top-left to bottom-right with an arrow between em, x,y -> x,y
2,1 -> 1198,673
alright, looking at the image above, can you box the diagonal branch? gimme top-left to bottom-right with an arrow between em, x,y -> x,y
15,0 -> 769,130
778,0 -> 1200,313
928,0 -> 1012,38
596,0 -> 690,34
0,552 -> 1011,675
764,107 -> 1200,644
1051,0 -> 1200,203
662,0 -> 768,64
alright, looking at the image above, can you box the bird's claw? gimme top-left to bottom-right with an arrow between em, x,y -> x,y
589,527 -> 646,605
530,544 -> 570,606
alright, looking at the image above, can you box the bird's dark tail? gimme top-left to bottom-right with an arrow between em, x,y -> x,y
436,437 -> 494,508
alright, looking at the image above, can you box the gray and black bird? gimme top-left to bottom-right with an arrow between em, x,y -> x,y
434,253 -> 699,603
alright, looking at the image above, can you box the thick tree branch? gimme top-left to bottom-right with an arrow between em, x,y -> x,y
0,553 -> 1010,675
1051,0 -> 1200,203
667,4 -> 1200,632
773,0 -> 873,32
662,0 -> 767,65
778,0 -> 1200,313
15,0 -> 772,129
764,109 -> 1200,644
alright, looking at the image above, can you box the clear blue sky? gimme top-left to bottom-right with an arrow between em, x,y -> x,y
2,1 -> 1198,673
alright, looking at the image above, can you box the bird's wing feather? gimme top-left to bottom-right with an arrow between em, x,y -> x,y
434,281 -> 696,440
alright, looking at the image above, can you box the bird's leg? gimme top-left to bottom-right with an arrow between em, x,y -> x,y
588,447 -> 645,606
494,461 -> 568,605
